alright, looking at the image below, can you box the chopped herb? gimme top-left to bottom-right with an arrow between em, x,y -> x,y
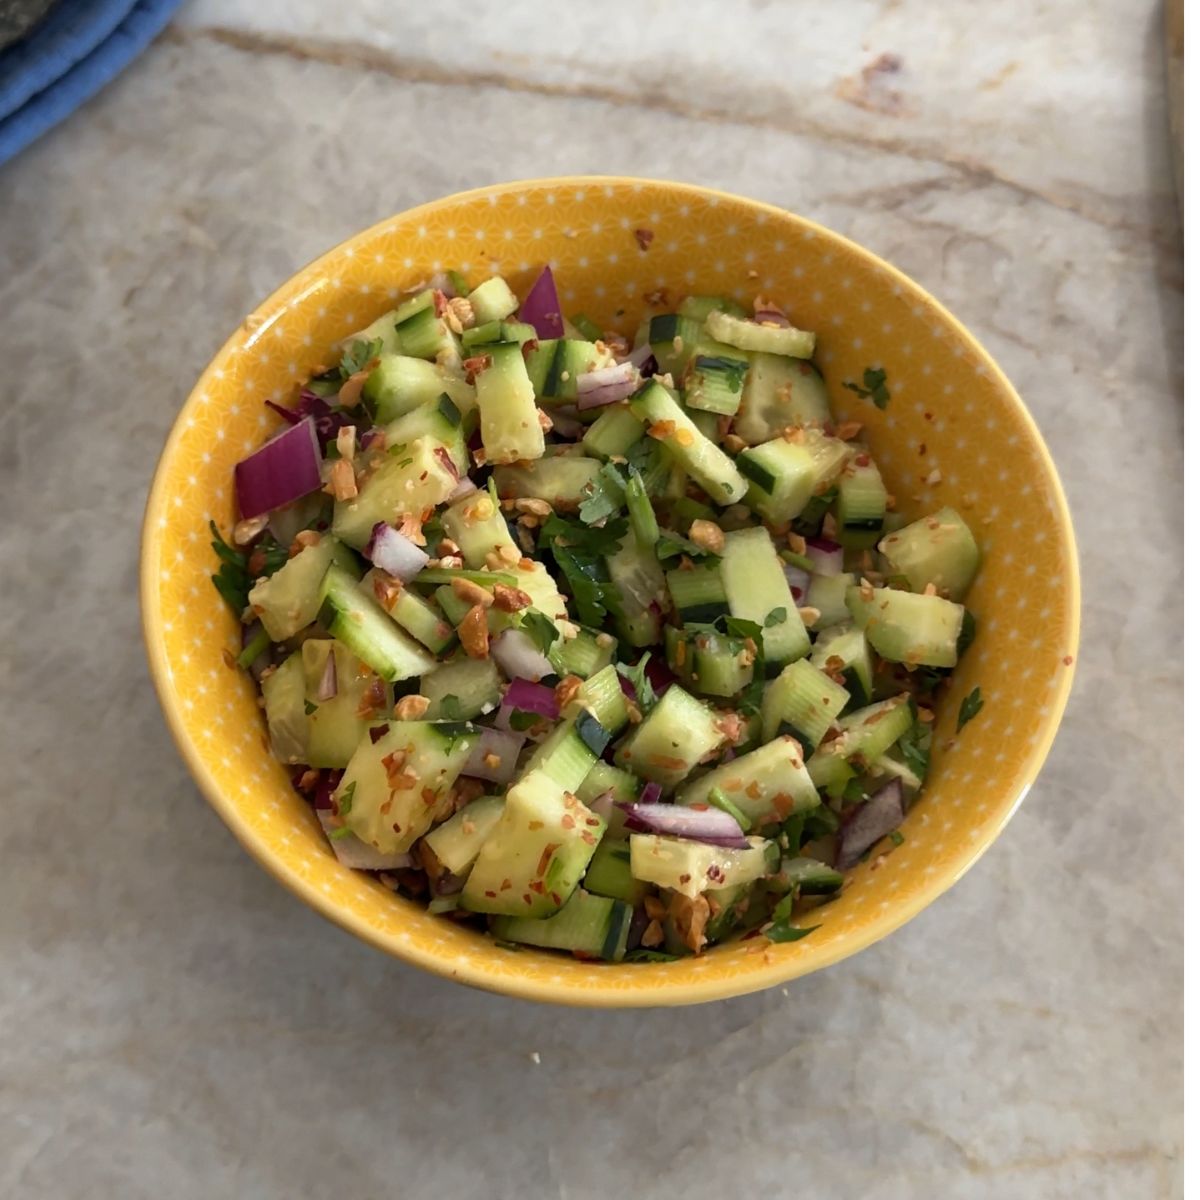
708,787 -> 751,832
616,651 -> 656,711
957,686 -> 984,731
448,269 -> 471,297
509,710 -> 544,732
624,948 -> 682,963
438,695 -> 463,721
765,922 -> 820,944
540,514 -> 628,558
237,626 -> 272,669
842,777 -> 867,805
655,529 -> 721,566
339,337 -> 382,379
763,606 -> 787,628
888,830 -> 905,847
579,463 -> 628,525
209,521 -> 252,614
843,365 -> 890,410
518,609 -> 559,656
491,939 -> 526,953
303,699 -> 318,715
337,781 -> 356,815
896,722 -> 930,781
957,609 -> 977,657
804,804 -> 840,840
328,825 -> 355,840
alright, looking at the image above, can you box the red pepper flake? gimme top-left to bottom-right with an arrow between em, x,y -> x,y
634,228 -> 654,251
484,889 -> 497,898
432,290 -> 449,316
529,820 -> 545,831
529,879 -> 546,895
523,893 -> 533,905
679,874 -> 692,885
1063,655 -> 1074,666
551,892 -> 563,906
771,793 -> 791,820
500,878 -> 513,891
463,354 -> 493,383
561,814 -> 576,830
535,844 -> 555,878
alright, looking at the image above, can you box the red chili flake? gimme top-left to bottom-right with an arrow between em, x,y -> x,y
634,228 -> 654,251
855,453 -> 871,467
463,354 -> 493,383
521,338 -> 539,360
432,290 -> 448,316
523,893 -> 533,905
561,814 -> 576,830
500,879 -> 513,891
551,892 -> 563,906
771,793 -> 791,820
421,786 -> 437,805
535,844 -> 555,878
679,873 -> 692,884
923,411 -> 934,421
706,863 -> 723,880
529,880 -> 546,895
917,443 -> 927,457
1063,655 -> 1075,666
484,889 -> 497,898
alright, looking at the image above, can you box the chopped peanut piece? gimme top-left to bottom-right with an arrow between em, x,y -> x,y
492,583 -> 533,612
443,295 -> 475,334
336,425 -> 357,460
233,514 -> 269,546
394,694 -> 431,720
338,365 -> 375,408
787,532 -> 808,555
536,408 -> 554,433
554,675 -> 583,709
514,497 -> 552,518
669,891 -> 709,955
458,604 -> 490,659
641,919 -> 665,948
326,457 -> 358,501
798,606 -> 821,626
688,519 -> 725,554
289,529 -> 322,558
451,576 -> 494,608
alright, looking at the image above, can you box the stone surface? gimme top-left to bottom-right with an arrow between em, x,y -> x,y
0,1 -> 1181,1196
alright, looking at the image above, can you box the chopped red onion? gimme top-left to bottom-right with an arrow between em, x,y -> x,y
462,727 -> 525,783
784,564 -> 810,602
317,812 -> 415,870
501,677 -> 561,718
619,802 -> 751,848
625,343 -> 655,371
492,628 -> 554,681
639,781 -> 663,805
432,445 -> 460,481
587,788 -> 616,823
549,409 -> 584,439
753,305 -> 792,327
266,391 -> 355,446
315,646 -> 338,701
836,780 -> 904,869
576,362 -> 640,410
807,537 -> 844,577
311,771 -> 341,810
364,522 -> 428,582
266,490 -> 328,547
518,266 -> 564,339
235,417 -> 323,519
446,476 -> 479,504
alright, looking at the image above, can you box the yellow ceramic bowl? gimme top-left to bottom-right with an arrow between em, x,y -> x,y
141,178 -> 1079,1006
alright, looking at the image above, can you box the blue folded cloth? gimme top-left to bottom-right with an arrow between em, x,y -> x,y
0,0 -> 182,167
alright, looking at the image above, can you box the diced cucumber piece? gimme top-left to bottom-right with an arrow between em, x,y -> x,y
302,640 -> 390,768
493,457 -> 604,510
624,469 -> 659,550
581,405 -> 645,460
837,458 -> 887,550
335,720 -> 477,852
666,563 -> 729,623
806,747 -> 856,792
876,750 -> 923,793
491,889 -> 631,960
846,585 -> 965,668
629,380 -> 747,505
248,534 -> 358,641
690,629 -> 755,698
524,709 -> 610,791
810,623 -> 873,709
705,310 -> 815,359
548,627 -> 615,679
705,882 -> 754,942
365,355 -> 475,423
832,697 -> 914,763
738,433 -> 851,525
806,571 -> 854,631
462,769 -> 605,916
562,665 -> 629,736
332,436 -> 459,549
735,353 -> 831,445
583,841 -> 648,906
761,658 -> 850,750
423,794 -> 506,875
604,528 -> 668,647
360,567 -> 456,654
467,276 -> 520,324
629,834 -> 780,899
613,684 -> 724,792
569,312 -> 604,341
576,761 -> 640,807
678,294 -> 750,322
318,564 -> 437,682
261,651 -> 308,764
678,735 -> 819,825
649,313 -> 705,376
521,338 -> 560,396
434,583 -> 470,627
475,342 -> 545,464
440,489 -> 518,569
543,340 -> 609,402
384,394 -> 468,474
719,526 -> 810,669
683,355 -> 748,416
461,318 -> 537,351
779,855 -> 844,894
347,290 -> 456,361
419,655 -> 503,720
878,507 -> 980,601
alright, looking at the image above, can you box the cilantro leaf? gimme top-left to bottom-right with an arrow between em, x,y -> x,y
337,781 -> 356,816
764,606 -> 787,628
655,529 -> 721,566
616,651 -> 655,711
438,694 -> 463,721
888,830 -> 905,847
578,463 -> 627,525
896,722 -> 930,781
624,948 -> 683,963
328,825 -> 355,840
339,337 -> 382,379
303,699 -> 318,715
518,609 -> 559,656
843,365 -> 890,410
765,922 -> 820,944
957,687 -> 984,731
957,609 -> 977,657
209,521 -> 252,614
540,514 -> 628,558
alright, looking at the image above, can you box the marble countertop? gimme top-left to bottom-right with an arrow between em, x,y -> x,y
0,1 -> 1181,1196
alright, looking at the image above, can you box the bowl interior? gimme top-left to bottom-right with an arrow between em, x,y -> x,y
142,178 -> 1078,1005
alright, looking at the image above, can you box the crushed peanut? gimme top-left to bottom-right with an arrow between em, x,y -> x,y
787,532 -> 808,555
458,604 -> 490,658
721,432 -> 748,454
338,365 -> 375,408
451,576 -> 494,608
289,528 -> 322,557
492,583 -> 533,612
641,919 -> 665,948
798,606 -> 821,626
326,457 -> 358,501
554,675 -> 583,709
394,694 -> 431,720
835,420 -> 864,440
233,514 -> 269,546
536,408 -> 554,433
336,425 -> 357,460
688,519 -> 725,554
443,295 -> 476,334
926,468 -> 943,485
514,496 -> 553,518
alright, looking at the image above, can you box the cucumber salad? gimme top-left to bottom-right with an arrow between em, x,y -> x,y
212,265 -> 980,961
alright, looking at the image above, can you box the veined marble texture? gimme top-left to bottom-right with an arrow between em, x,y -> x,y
0,1 -> 1181,1197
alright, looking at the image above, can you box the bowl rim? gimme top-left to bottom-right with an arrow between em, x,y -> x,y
141,175 -> 1081,1006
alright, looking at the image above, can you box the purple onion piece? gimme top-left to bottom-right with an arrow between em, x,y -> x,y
364,522 -> 428,582
806,537 -> 844,577
492,628 -> 554,682
518,266 -> 564,339
317,812 -> 415,871
619,802 -> 750,849
315,645 -> 338,701
501,677 -> 561,719
576,362 -> 640,410
462,727 -> 525,783
639,781 -> 663,805
235,417 -> 323,519
836,780 -> 904,870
